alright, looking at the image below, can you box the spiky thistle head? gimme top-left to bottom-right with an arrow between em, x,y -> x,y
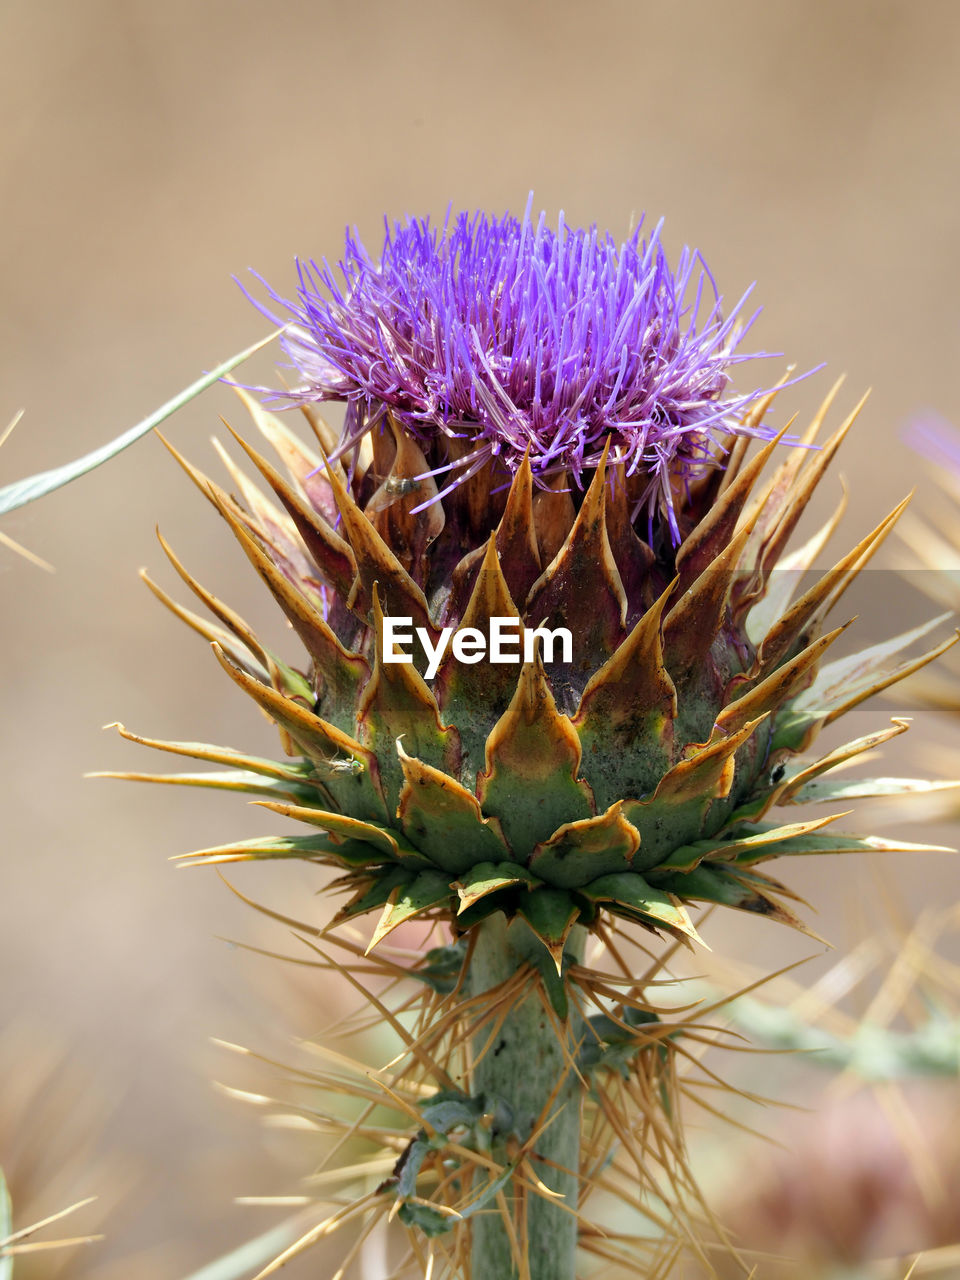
251,204 -> 778,543
110,204 -> 954,973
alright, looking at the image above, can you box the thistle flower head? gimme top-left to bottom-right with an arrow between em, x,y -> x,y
106,203 -> 958,1280
251,203 -> 778,540
110,194 -> 957,976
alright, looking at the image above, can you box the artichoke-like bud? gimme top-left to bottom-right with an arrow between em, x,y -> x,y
116,210 -> 952,968
104,209 -> 959,1279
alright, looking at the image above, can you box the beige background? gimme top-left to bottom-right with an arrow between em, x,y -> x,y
2,0 -> 960,1273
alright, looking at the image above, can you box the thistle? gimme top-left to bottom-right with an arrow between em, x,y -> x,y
106,207 -> 955,1279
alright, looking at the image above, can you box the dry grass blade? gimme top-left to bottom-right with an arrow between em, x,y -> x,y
0,331 -> 280,517
0,411 -> 53,570
0,1186 -> 102,1269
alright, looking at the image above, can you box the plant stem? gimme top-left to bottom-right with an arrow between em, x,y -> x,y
468,914 -> 586,1280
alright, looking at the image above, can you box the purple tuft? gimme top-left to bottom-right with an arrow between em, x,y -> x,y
247,202 -> 785,540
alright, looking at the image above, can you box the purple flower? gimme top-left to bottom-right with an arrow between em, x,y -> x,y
248,201 -> 783,541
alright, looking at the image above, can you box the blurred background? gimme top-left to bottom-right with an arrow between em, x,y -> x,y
2,0 -> 960,1274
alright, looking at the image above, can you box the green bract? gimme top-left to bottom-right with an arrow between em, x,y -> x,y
109,381 -> 952,970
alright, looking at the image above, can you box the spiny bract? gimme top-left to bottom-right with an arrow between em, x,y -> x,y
115,209 -> 954,970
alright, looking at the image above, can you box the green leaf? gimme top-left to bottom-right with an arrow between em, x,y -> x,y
528,801 -> 641,889
650,865 -> 807,931
91,768 -> 322,803
395,1147 -> 520,1236
579,871 -> 699,942
411,940 -> 469,994
0,330 -> 278,517
385,1090 -> 515,1237
476,661 -> 593,860
517,886 -> 581,988
177,832 -> 383,867
355,593 -> 460,814
396,749 -> 510,875
787,776 -> 960,805
368,870 -> 453,949
449,1157 -> 519,1222
580,1007 -> 666,1079
657,815 -> 843,872
729,830 -> 953,867
396,1201 -> 453,1237
340,866 -> 413,919
101,725 -> 320,784
253,801 -> 430,866
391,1137 -> 431,1200
775,614 -> 957,748
454,862 -> 540,912
517,887 -> 580,951
419,1090 -> 489,1136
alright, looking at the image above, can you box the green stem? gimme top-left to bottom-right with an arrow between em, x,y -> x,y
468,914 -> 586,1280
